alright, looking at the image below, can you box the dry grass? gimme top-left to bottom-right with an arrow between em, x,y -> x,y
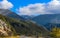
0,36 -> 20,38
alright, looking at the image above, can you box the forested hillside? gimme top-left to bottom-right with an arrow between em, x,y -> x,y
0,14 -> 49,36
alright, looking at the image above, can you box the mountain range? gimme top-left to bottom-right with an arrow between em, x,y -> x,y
31,14 -> 60,31
0,9 -> 49,36
32,14 -> 60,25
1,9 -> 60,37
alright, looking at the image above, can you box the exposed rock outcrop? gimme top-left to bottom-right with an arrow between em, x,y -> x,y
0,19 -> 12,36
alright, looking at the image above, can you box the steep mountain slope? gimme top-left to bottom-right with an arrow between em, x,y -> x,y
0,9 -> 24,20
0,14 -> 49,36
0,15 -> 15,36
7,16 -> 49,36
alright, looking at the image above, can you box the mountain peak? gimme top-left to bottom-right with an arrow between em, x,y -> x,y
0,9 -> 25,20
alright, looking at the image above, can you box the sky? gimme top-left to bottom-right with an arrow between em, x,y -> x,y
0,0 -> 60,16
0,0 -> 51,12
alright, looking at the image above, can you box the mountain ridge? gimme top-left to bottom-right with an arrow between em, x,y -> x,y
0,9 -> 25,20
0,9 -> 49,36
32,14 -> 60,25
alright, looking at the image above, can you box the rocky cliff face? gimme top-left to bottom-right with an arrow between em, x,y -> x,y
0,19 -> 12,36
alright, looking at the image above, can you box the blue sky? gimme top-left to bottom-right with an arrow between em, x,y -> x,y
0,0 -> 51,12
0,0 -> 60,16
9,0 -> 51,7
8,0 -> 51,12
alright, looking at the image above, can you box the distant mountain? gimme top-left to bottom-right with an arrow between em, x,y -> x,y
32,14 -> 60,31
20,15 -> 34,20
44,23 -> 60,31
32,14 -> 60,25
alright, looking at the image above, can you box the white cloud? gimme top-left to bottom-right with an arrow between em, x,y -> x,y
47,0 -> 60,13
0,0 -> 13,9
18,3 -> 46,16
18,0 -> 60,16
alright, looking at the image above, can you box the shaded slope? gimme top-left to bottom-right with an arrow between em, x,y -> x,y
0,14 -> 49,36
0,9 -> 50,36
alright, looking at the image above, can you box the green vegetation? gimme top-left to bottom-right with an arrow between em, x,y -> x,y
0,14 -> 48,37
50,27 -> 60,38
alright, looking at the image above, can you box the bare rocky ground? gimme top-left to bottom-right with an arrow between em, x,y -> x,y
20,35 -> 47,38
0,19 -> 12,36
20,35 -> 54,38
